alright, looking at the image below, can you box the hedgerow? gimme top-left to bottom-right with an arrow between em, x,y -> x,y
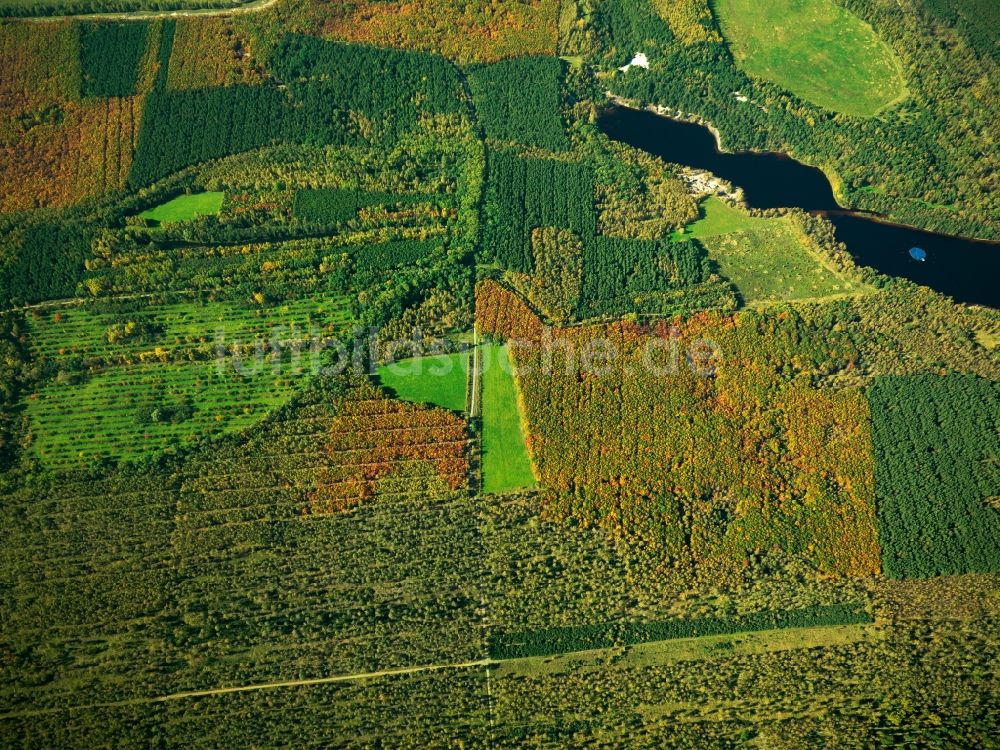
490,602 -> 873,659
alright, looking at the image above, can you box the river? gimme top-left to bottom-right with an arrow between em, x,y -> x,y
597,105 -> 1000,309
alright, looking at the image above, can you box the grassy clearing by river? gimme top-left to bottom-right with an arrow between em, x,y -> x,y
679,198 -> 863,304
714,0 -> 908,117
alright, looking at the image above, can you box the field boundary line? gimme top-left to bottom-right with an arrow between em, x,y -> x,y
0,659 -> 492,720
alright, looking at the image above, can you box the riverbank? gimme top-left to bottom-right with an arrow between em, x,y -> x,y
597,103 -> 1000,309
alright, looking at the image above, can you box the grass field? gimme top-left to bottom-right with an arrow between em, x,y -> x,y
138,192 -> 224,224
376,352 -> 469,413
672,196 -> 756,240
714,0 -> 908,116
677,198 -> 861,304
480,343 -> 536,494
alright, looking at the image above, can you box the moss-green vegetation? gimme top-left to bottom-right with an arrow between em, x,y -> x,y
714,0 -> 907,116
480,342 -> 535,494
138,191 -> 224,223
377,351 -> 469,413
679,198 -> 863,304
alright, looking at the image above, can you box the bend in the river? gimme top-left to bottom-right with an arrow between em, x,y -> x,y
597,104 -> 1000,309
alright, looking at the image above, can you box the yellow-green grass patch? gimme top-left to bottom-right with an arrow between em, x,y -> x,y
377,351 -> 469,413
138,191 -> 224,223
714,0 -> 908,116
481,342 -> 536,494
679,198 -> 865,304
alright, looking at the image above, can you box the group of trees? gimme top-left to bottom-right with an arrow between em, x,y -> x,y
78,22 -> 149,98
468,55 -> 569,150
320,0 -> 560,64
578,235 -> 709,316
482,148 -> 732,320
0,0 -> 246,16
0,374 -> 487,721
165,16 -> 263,90
267,32 -> 464,123
310,380 -> 469,513
291,187 -> 430,224
475,281 -> 881,579
492,579 -> 997,748
870,373 -> 1000,578
128,84 -> 295,188
482,149 -> 595,273
128,33 -> 469,188
0,21 -> 152,211
0,220 -> 90,305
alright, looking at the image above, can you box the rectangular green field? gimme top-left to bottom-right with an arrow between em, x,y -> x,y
376,351 -> 469,413
480,342 -> 536,494
138,191 -> 224,224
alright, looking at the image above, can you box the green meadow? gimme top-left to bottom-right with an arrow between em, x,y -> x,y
377,351 -> 469,413
481,343 -> 536,494
714,0 -> 908,116
678,198 -> 863,304
138,191 -> 224,223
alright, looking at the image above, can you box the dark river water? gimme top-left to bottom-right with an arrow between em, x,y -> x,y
597,105 -> 1000,309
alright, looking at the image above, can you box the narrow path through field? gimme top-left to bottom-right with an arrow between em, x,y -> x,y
0,622 -> 875,721
0,659 -> 492,719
